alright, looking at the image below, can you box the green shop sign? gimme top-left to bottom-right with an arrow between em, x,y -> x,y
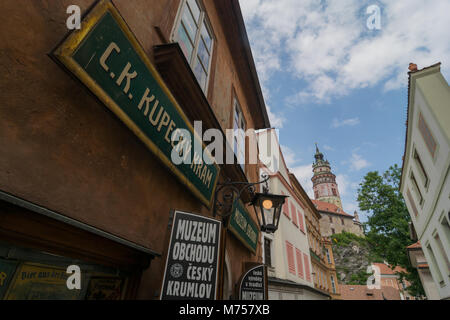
53,0 -> 219,207
228,200 -> 260,254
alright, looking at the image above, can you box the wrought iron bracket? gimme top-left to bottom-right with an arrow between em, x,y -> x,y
213,172 -> 269,219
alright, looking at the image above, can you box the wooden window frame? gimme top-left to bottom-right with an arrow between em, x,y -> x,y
171,0 -> 215,94
232,96 -> 247,172
285,241 -> 296,275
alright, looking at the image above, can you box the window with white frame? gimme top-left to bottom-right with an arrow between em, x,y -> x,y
233,98 -> 246,170
331,275 -> 336,293
173,0 -> 214,92
326,248 -> 331,264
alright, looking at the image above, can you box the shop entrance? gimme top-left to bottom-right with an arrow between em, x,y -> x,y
0,242 -> 129,300
0,196 -> 158,300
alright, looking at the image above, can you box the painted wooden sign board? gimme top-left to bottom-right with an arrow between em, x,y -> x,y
160,210 -> 221,300
238,264 -> 267,300
228,200 -> 260,254
52,0 -> 220,207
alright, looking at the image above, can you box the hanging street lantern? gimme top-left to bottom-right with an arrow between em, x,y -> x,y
250,190 -> 288,233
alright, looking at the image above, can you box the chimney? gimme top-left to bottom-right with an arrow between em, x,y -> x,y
409,63 -> 418,72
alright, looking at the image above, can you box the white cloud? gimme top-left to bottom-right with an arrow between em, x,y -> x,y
344,201 -> 359,215
290,164 -> 314,198
240,0 -> 450,104
323,145 -> 334,151
280,144 -> 298,167
331,117 -> 360,128
349,153 -> 371,171
266,104 -> 285,128
336,174 -> 349,196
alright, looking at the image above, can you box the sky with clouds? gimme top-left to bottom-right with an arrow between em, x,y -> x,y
239,0 -> 450,221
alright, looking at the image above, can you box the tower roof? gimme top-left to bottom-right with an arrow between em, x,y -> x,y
313,144 -> 330,167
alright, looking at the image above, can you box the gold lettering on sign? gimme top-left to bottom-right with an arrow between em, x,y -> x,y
100,42 -> 120,73
0,272 -> 7,286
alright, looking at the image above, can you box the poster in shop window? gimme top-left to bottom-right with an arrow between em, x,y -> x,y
4,263 -> 82,300
160,210 -> 221,300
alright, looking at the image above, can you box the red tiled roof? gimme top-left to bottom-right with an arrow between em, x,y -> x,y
340,285 -> 401,300
311,200 -> 354,218
407,241 -> 421,249
373,263 -> 407,275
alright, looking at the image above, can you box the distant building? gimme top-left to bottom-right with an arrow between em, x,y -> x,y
311,146 -> 364,237
289,172 -> 341,299
258,129 -> 329,300
313,200 -> 364,237
400,62 -> 450,300
340,284 -> 401,300
371,262 -> 418,300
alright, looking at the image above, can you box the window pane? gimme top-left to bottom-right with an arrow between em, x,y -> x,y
182,8 -> 198,41
197,40 -> 211,70
193,58 -> 207,90
201,23 -> 213,52
177,25 -> 193,62
187,0 -> 201,22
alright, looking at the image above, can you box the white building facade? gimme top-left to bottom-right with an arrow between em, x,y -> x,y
257,129 -> 329,300
400,63 -> 450,300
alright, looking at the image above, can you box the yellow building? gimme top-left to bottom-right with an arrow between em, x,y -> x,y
289,173 -> 341,299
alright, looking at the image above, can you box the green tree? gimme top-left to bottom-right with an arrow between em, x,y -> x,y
357,164 -> 425,297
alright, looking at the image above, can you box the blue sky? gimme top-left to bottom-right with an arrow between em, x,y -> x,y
239,0 -> 450,221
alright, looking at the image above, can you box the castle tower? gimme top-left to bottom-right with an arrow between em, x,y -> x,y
311,144 -> 343,210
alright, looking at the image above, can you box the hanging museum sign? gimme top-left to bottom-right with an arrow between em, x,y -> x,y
228,200 -> 260,254
238,264 -> 267,300
52,0 -> 220,208
160,210 -> 221,300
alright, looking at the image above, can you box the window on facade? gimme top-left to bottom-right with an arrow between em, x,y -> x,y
174,0 -> 214,92
264,238 -> 272,267
332,188 -> 337,196
426,243 -> 444,286
285,241 -> 296,275
418,113 -> 437,158
298,211 -> 305,233
331,275 -> 336,294
413,149 -> 429,188
440,212 -> 450,250
326,248 -> 331,264
291,203 -> 298,227
434,233 -> 450,276
341,218 -> 344,225
331,228 -> 335,235
233,98 -> 246,171
295,248 -> 304,279
303,253 -> 311,282
410,172 -> 423,206
329,216 -> 332,223
406,189 -> 419,217
314,191 -> 319,199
